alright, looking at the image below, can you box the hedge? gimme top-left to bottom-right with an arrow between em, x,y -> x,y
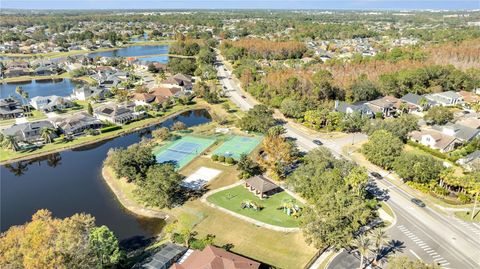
100,125 -> 122,133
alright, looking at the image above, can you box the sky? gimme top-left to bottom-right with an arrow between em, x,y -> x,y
1,0 -> 479,10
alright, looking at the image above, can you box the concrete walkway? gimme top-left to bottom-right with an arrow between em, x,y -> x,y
201,181 -> 301,233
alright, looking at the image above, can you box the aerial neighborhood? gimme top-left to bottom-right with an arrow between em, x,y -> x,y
1,6 -> 480,269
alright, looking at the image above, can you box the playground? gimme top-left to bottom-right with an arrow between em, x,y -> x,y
212,135 -> 262,160
206,184 -> 302,228
153,135 -> 215,169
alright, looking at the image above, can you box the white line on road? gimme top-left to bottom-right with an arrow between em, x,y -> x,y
410,249 -> 422,260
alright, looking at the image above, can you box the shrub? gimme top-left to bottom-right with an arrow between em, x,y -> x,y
211,154 -> 219,161
458,193 -> 471,204
218,155 -> 225,162
225,157 -> 235,164
406,181 -> 430,193
171,233 -> 184,244
432,186 -> 449,196
100,125 -> 121,133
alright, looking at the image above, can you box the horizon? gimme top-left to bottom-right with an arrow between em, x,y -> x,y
2,0 -> 479,11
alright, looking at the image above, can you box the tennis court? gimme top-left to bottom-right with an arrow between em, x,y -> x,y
153,136 -> 216,169
212,135 -> 262,160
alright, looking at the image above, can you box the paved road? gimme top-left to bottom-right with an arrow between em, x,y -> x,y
214,53 -> 480,269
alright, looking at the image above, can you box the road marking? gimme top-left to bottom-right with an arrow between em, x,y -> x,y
421,246 -> 430,250
426,249 -> 435,253
429,252 -> 438,256
441,262 -> 450,266
432,255 -> 441,258
409,249 -> 422,260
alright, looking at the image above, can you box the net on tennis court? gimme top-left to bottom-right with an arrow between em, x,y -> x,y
165,148 -> 198,155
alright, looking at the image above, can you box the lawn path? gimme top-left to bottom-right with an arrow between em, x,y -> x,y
201,180 -> 300,232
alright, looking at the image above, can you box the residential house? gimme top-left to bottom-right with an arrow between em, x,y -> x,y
400,93 -> 432,112
151,87 -> 183,99
334,101 -> 374,117
456,117 -> 480,130
432,123 -> 480,143
161,73 -> 193,93
409,123 -> 480,152
409,129 -> 461,153
137,243 -> 187,269
53,112 -> 103,136
170,245 -> 260,269
72,86 -> 107,101
94,104 -> 143,125
425,91 -> 464,107
365,96 -> 401,117
4,61 -> 31,77
30,95 -> 72,112
458,90 -> 480,108
0,98 -> 24,120
456,150 -> 480,172
131,93 -> 156,107
1,120 -> 56,143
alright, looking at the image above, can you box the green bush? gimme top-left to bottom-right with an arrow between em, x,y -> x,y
432,186 -> 449,196
171,233 -> 184,244
406,181 -> 430,193
211,154 -> 219,161
218,155 -> 225,162
457,193 -> 471,204
406,140 -> 451,160
100,125 -> 122,133
225,156 -> 235,164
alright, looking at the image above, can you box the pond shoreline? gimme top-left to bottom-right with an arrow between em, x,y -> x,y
0,106 -> 208,165
0,40 -> 174,59
101,165 -> 170,221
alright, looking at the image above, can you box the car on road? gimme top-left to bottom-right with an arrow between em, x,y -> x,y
312,139 -> 323,145
411,198 -> 426,207
224,68 -> 227,71
223,86 -> 227,90
241,95 -> 246,99
370,172 -> 382,180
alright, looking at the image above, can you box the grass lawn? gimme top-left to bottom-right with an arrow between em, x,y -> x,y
380,202 -> 394,219
104,158 -> 317,269
455,210 -> 480,223
207,185 -> 302,228
166,199 -> 317,269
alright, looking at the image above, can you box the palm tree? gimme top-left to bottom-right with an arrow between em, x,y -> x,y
22,91 -> 30,115
468,180 -> 480,220
352,235 -> 372,269
2,135 -> 19,152
419,97 -> 429,111
371,229 -> 389,265
40,127 -> 55,144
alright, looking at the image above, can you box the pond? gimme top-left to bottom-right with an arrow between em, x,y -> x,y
0,78 -> 82,100
87,45 -> 169,59
137,55 -> 170,64
0,109 -> 212,243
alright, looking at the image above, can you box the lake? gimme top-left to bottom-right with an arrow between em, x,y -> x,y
0,78 -> 82,100
0,109 -> 212,243
87,45 -> 169,59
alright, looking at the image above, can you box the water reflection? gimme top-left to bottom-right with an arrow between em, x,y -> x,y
1,109 -> 211,240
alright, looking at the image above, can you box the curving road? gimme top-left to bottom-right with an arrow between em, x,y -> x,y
214,52 -> 480,269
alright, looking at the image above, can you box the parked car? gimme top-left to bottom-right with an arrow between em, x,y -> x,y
411,198 -> 426,207
370,172 -> 382,180
313,139 -> 323,145
241,95 -> 246,99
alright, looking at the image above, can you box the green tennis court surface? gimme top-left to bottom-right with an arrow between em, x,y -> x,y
153,136 -> 216,169
213,135 -> 262,160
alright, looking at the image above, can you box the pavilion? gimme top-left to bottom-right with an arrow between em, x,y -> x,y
245,175 -> 280,199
